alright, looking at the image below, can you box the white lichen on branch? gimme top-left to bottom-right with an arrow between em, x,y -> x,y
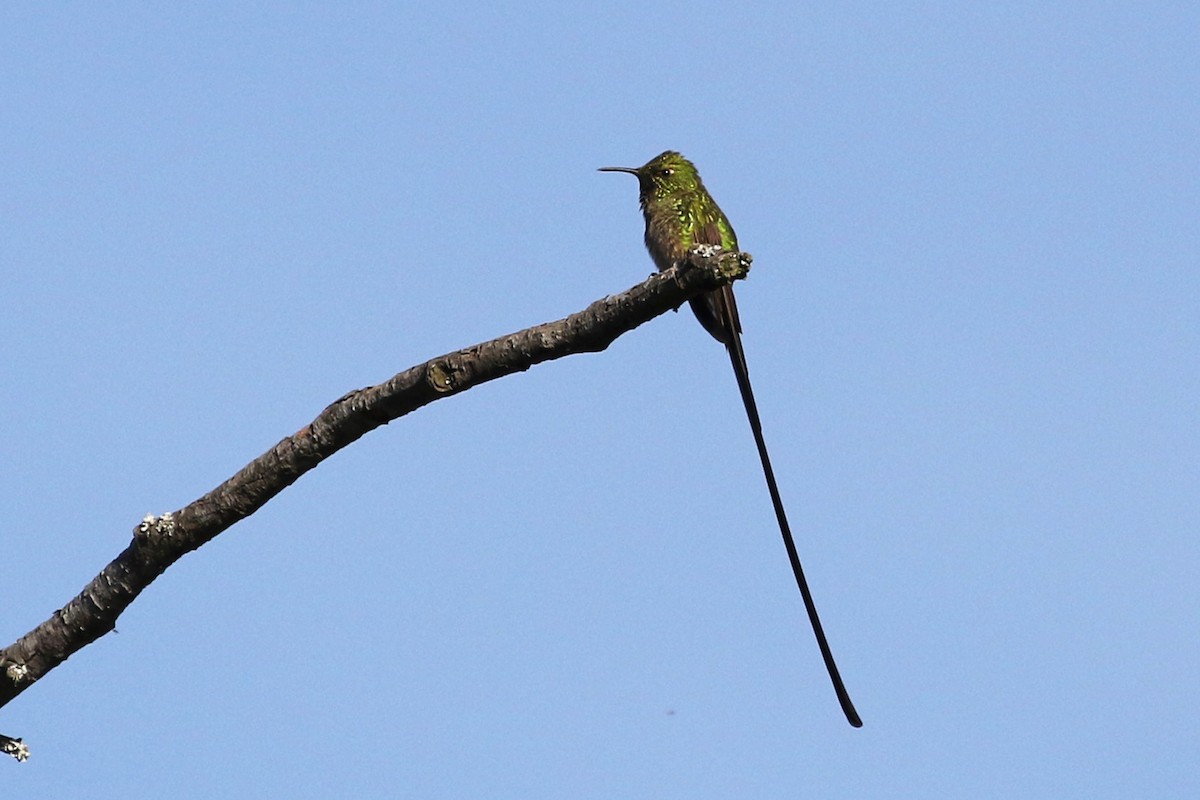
4,662 -> 27,684
134,512 -> 177,542
1,735 -> 29,762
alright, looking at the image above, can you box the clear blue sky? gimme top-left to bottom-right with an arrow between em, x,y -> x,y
3,3 -> 1197,797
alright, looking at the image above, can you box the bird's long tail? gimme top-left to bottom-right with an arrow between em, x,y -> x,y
716,285 -> 863,728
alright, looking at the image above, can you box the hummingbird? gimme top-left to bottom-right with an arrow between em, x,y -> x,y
600,151 -> 862,728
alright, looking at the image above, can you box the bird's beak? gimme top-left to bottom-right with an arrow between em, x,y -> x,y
597,166 -> 639,174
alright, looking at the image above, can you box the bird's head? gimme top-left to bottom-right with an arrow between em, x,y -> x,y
599,150 -> 701,202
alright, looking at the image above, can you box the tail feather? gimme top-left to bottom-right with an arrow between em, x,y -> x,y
715,286 -> 862,728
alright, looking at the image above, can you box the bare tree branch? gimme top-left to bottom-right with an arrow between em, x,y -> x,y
0,248 -> 751,757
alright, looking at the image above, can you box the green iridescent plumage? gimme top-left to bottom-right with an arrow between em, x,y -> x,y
601,152 -> 862,728
599,151 -> 742,344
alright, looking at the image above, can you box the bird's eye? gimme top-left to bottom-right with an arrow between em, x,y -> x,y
661,167 -> 673,176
